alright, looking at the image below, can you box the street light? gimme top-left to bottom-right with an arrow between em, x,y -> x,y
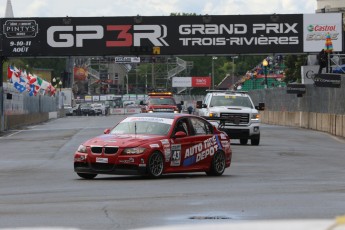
262,59 -> 269,88
231,56 -> 238,89
211,56 -> 217,89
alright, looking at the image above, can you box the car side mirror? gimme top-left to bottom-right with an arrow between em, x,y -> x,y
174,131 -> 187,138
255,102 -> 265,111
196,101 -> 202,109
104,128 -> 111,134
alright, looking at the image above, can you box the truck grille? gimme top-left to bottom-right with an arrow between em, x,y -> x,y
90,146 -> 119,154
153,108 -> 174,112
220,113 -> 249,125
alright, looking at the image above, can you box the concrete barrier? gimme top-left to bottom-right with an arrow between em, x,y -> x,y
260,111 -> 345,138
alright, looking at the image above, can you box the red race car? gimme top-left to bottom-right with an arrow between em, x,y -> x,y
74,113 -> 232,179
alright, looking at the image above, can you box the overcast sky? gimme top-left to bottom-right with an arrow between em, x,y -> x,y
1,0 -> 317,18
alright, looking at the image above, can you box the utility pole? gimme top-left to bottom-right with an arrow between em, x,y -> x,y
231,56 -> 238,89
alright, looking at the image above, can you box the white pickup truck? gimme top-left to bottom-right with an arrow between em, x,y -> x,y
196,90 -> 265,145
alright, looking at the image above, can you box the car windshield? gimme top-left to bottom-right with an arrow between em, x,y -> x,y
110,117 -> 173,135
149,98 -> 176,105
210,95 -> 253,108
81,104 -> 92,109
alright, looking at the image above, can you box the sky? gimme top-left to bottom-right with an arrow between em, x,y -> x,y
1,0 -> 317,18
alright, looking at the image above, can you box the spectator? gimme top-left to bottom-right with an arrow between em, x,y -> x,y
318,49 -> 328,73
187,105 -> 194,114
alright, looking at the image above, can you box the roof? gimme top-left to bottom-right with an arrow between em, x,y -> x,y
128,113 -> 190,119
206,90 -> 249,96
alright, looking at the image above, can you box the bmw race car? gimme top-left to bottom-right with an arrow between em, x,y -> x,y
74,113 -> 232,179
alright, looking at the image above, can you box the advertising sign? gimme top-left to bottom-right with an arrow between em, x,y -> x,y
0,14 -> 342,57
172,77 -> 191,87
314,74 -> 341,88
172,77 -> 211,87
303,13 -> 343,53
0,14 -> 301,57
114,57 -> 140,63
286,83 -> 306,94
191,77 -> 211,87
301,65 -> 324,84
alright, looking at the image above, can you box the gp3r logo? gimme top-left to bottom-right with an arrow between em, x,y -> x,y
47,25 -> 169,48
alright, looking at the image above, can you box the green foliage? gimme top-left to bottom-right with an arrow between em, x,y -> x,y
4,58 -> 66,77
283,55 -> 307,83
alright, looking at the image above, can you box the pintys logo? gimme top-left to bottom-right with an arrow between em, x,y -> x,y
3,20 -> 38,38
307,24 -> 337,32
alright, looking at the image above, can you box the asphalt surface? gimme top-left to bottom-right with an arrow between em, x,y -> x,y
0,115 -> 344,229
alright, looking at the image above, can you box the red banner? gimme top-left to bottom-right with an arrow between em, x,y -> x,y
191,77 -> 211,87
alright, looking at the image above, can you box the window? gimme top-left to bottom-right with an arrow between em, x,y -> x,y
174,119 -> 189,135
190,118 -> 213,135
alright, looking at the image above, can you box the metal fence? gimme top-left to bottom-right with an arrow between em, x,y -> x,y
2,83 -> 59,114
248,79 -> 345,115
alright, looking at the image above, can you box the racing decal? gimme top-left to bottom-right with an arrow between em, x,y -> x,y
122,117 -> 174,124
183,136 -> 220,166
161,139 -> 171,162
221,140 -> 231,152
119,158 -> 134,164
170,144 -> 181,166
160,139 -> 170,145
220,133 -> 227,140
149,144 -> 160,148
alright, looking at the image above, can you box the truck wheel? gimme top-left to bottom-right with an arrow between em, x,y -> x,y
240,139 -> 248,145
251,134 -> 260,146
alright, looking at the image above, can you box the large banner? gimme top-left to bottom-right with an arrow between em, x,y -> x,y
0,14 -> 342,57
172,77 -> 211,87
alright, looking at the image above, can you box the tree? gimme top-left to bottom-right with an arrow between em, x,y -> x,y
283,55 -> 307,83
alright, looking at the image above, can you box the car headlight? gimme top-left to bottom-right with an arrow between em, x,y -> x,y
123,147 -> 146,155
251,113 -> 260,119
77,145 -> 87,153
209,112 -> 219,117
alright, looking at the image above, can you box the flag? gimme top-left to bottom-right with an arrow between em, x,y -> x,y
324,33 -> 333,53
13,82 -> 26,93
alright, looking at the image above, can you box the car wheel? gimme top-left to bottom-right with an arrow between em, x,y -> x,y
240,138 -> 248,145
206,151 -> 226,176
251,134 -> 260,146
147,151 -> 164,178
77,173 -> 97,179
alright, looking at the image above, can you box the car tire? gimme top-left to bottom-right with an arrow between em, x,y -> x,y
240,138 -> 248,145
206,151 -> 226,176
251,134 -> 260,146
147,151 -> 164,178
77,173 -> 97,179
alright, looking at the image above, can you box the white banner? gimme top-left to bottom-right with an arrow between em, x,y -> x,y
115,57 -> 140,63
303,13 -> 343,52
172,77 -> 191,87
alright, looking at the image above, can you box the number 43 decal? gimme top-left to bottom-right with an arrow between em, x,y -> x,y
171,145 -> 181,166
